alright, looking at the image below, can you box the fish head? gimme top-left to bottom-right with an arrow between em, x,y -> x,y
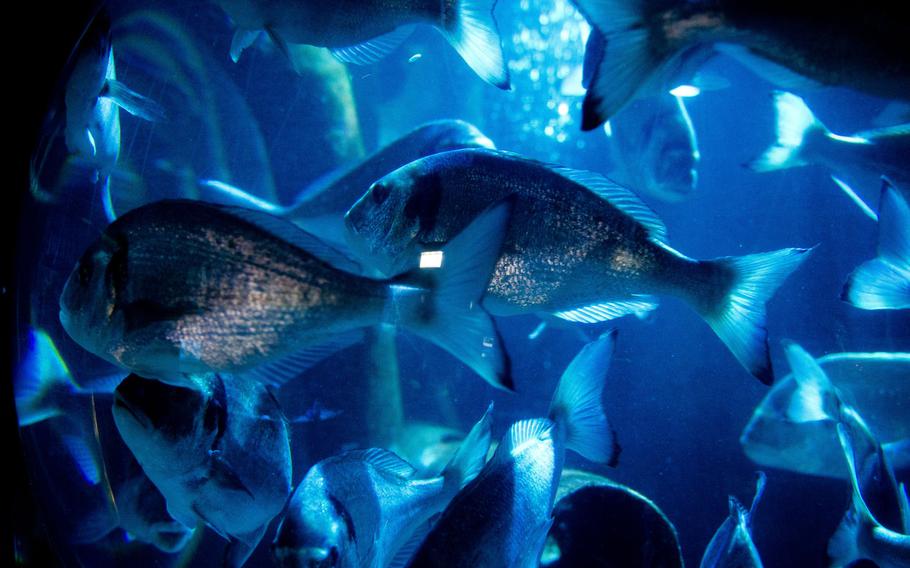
60,228 -> 126,363
344,160 -> 434,277
112,374 -> 221,475
272,468 -> 353,568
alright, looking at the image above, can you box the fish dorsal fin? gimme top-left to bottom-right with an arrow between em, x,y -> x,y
552,167 -> 668,243
241,330 -> 364,388
213,204 -> 364,274
349,448 -> 417,479
878,179 -> 910,265
783,341 -> 839,423
331,26 -> 415,65
497,419 -> 552,461
552,296 -> 658,324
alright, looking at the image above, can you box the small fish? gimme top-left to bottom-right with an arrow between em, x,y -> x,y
829,416 -> 910,567
842,180 -> 910,310
345,148 -> 812,384
271,405 -> 493,568
546,469 -> 684,568
700,472 -> 766,568
572,1 -> 910,128
405,331 -> 620,568
112,372 -> 292,567
606,93 -> 700,203
217,0 -> 509,88
749,92 -> 910,210
741,345 -> 910,480
31,7 -> 163,217
199,120 -> 496,250
59,198 -> 512,390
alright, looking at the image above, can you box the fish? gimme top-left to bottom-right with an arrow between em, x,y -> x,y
215,0 -> 510,89
842,180 -> 910,310
828,415 -> 910,567
606,93 -> 700,203
741,344 -> 910,480
111,372 -> 292,567
572,0 -> 910,129
544,469 -> 684,568
749,91 -> 910,213
345,148 -> 812,384
59,198 -> 513,390
271,405 -> 493,568
699,472 -> 766,568
388,422 -> 467,477
30,6 -> 163,218
199,120 -> 496,250
404,331 -> 620,568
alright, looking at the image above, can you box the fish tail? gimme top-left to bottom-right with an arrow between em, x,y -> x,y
439,0 -> 510,89
547,330 -> 620,466
572,0 -> 670,130
397,199 -> 514,390
442,403 -> 493,491
748,91 -> 829,172
15,328 -> 76,426
697,247 -> 814,384
842,181 -> 910,310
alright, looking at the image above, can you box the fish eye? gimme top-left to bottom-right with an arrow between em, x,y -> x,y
371,182 -> 390,205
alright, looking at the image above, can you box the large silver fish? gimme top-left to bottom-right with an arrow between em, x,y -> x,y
112,372 -> 291,567
606,93 -> 700,203
271,405 -> 492,568
573,0 -> 910,128
59,199 -> 512,390
345,148 -> 811,384
741,345 -> 910,480
216,0 -> 509,88
699,472 -> 766,568
405,331 -> 620,568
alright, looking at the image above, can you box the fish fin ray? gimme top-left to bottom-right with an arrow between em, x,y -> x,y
700,247 -> 814,384
782,342 -> 840,423
495,419 -> 553,463
15,328 -> 74,426
242,330 -> 364,388
548,330 -> 619,465
399,199 -> 514,390
331,26 -> 415,65
102,80 -> 166,122
345,448 -> 416,479
442,402 -> 493,490
230,29 -> 261,63
748,471 -> 767,526
62,433 -> 102,485
439,0 -> 510,88
553,296 -> 658,324
714,44 -> 821,91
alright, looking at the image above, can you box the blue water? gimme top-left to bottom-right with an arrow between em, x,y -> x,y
13,1 -> 910,567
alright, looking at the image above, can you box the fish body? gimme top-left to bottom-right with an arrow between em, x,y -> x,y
699,473 -> 766,568
406,332 -> 619,568
345,148 -> 811,383
59,198 -> 511,389
607,93 -> 700,203
217,0 -> 509,88
574,0 -> 910,128
741,350 -> 910,480
272,406 -> 493,568
112,372 -> 291,567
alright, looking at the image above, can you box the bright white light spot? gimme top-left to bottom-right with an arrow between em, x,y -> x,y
544,125 -> 555,137
557,102 -> 569,116
482,336 -> 495,348
408,53 -> 422,63
603,121 -> 613,137
529,68 -> 540,82
669,85 -> 700,98
420,251 -> 443,269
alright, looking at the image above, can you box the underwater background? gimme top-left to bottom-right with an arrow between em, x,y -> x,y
10,0 -> 910,567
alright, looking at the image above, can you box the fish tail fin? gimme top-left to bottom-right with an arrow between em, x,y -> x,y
398,199 -> 514,390
548,330 -> 620,465
443,403 -> 494,491
440,0 -> 510,89
573,0 -> 668,129
697,247 -> 814,384
15,328 -> 76,426
842,180 -> 910,310
748,91 -> 828,172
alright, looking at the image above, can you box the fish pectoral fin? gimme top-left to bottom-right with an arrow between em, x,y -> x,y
552,297 -> 658,324
240,329 -> 365,388
230,29 -> 261,63
331,25 -> 416,65
209,458 -> 255,499
101,80 -> 166,122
